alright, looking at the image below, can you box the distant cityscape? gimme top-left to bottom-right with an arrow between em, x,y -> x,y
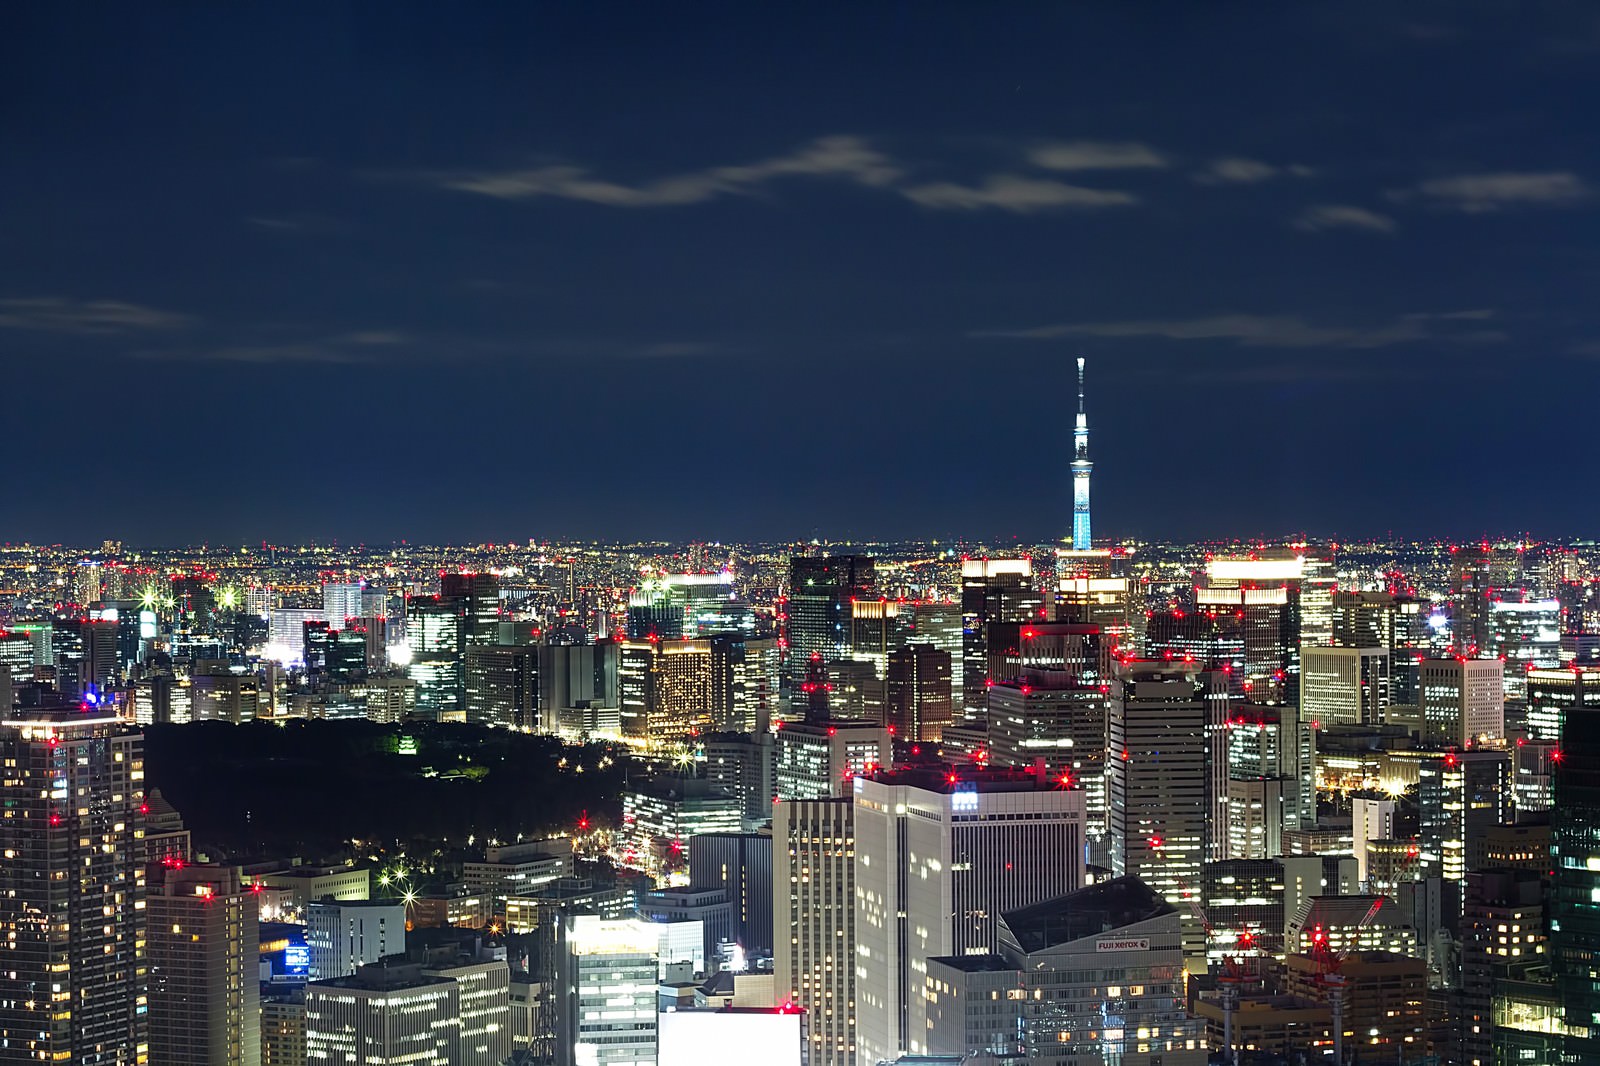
3,500 -> 1598,1066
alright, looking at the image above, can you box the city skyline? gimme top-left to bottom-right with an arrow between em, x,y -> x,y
5,4 -> 1600,542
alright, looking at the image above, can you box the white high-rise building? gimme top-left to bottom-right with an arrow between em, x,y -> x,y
555,916 -> 658,1066
774,797 -> 856,1066
306,900 -> 406,980
322,583 -> 365,628
853,767 -> 1086,1063
1420,657 -> 1504,747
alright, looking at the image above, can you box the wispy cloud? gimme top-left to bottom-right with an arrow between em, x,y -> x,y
1194,158 -> 1316,185
440,135 -> 901,205
1401,170 -> 1590,212
137,329 -> 408,365
902,175 -> 1136,213
0,297 -> 191,335
974,309 -> 1500,349
1026,141 -> 1168,171
1294,204 -> 1397,233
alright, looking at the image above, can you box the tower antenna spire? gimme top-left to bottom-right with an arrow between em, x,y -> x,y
1071,356 -> 1092,550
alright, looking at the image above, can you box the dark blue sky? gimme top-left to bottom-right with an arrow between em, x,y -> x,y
3,3 -> 1597,544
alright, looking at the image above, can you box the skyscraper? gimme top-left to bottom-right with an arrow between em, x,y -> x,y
1071,355 -> 1092,550
1419,656 -> 1504,748
1107,661 -> 1229,947
1552,698 -> 1600,1061
773,797 -> 856,1066
883,642 -> 953,741
555,916 -> 658,1066
959,557 -> 1043,723
147,864 -> 261,1066
853,766 -> 1086,1062
0,707 -> 148,1064
785,554 -> 875,683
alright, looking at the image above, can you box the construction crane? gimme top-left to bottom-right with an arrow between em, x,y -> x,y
1186,896 -> 1265,1066
1307,896 -> 1387,1065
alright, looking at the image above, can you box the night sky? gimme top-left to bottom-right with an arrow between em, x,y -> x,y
4,4 -> 1597,545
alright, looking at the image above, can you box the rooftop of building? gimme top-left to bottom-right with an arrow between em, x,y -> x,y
311,960 -> 454,992
924,952 -> 1015,973
1001,875 -> 1174,954
861,764 -> 1048,795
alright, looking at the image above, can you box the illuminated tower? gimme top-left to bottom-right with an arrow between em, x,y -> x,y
1071,356 -> 1092,550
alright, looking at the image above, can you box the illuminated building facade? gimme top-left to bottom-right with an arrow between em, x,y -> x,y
959,557 -> 1043,723
305,900 -> 406,980
1333,589 -> 1424,650
773,797 -> 856,1066
774,718 -> 890,801
853,767 -> 1085,1062
1525,665 -> 1600,742
0,708 -> 147,1065
464,643 -> 538,729
786,555 -> 875,682
923,877 -> 1204,1066
1301,645 -> 1390,728
1197,553 -> 1305,706
617,638 -> 714,747
1553,699 -> 1600,1061
1420,656 -> 1504,747
847,597 -> 901,678
1417,749 -> 1510,898
1107,662 -> 1228,921
883,642 -> 953,742
405,594 -> 464,717
619,777 -> 742,878
305,963 -> 460,1064
554,916 -> 658,1066
986,671 -> 1109,860
147,864 -> 260,1066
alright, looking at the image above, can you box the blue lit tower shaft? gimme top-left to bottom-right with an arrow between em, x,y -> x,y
1071,356 -> 1092,550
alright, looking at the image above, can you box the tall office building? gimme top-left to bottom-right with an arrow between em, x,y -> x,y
774,718 -> 890,801
147,864 -> 260,1066
555,916 -> 658,1066
1420,657 -> 1504,747
617,637 -> 714,747
305,962 -> 460,1064
986,669 -> 1110,860
406,594 -> 464,717
321,582 -> 364,628
1333,589 -> 1424,650
464,643 -> 538,729
1300,644 -> 1390,728
1107,661 -> 1229,940
0,707 -> 147,1064
1196,552 -> 1304,706
1553,699 -> 1600,1062
1451,544 -> 1494,656
853,767 -> 1086,1062
688,832 -> 773,957
1525,664 -> 1600,741
774,798 -> 856,1066
785,555 -> 875,682
959,558 -> 1044,723
883,642 -> 952,741
440,570 -> 501,647
1071,355 -> 1093,550
847,598 -> 903,679
306,899 -> 407,980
